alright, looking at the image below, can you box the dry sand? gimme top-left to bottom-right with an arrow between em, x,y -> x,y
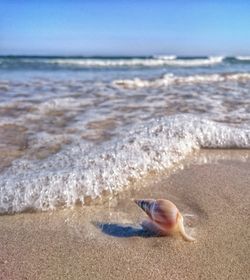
0,149 -> 249,280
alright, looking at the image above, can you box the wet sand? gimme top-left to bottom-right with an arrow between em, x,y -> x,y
0,149 -> 249,280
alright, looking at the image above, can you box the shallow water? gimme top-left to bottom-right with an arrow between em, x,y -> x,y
0,56 -> 250,213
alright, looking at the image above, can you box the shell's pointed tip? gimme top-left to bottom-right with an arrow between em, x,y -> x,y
133,199 -> 139,205
133,199 -> 146,209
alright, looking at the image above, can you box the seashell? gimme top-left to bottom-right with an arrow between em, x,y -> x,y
134,199 -> 195,241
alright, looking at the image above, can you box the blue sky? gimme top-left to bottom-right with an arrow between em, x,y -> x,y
0,0 -> 250,56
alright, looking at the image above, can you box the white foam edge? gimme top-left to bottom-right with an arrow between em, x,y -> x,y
0,115 -> 249,214
39,56 -> 223,67
236,56 -> 250,61
113,72 -> 250,89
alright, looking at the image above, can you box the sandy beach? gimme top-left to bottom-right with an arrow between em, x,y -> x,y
0,149 -> 249,280
1,2 -> 250,279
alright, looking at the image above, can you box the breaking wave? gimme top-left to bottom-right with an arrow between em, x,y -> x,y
236,56 -> 250,61
45,56 -> 224,67
113,72 -> 250,88
0,56 -> 224,69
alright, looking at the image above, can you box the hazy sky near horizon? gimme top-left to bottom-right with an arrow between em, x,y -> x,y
0,0 -> 250,56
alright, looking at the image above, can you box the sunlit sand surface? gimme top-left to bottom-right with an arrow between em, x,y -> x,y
0,150 -> 249,280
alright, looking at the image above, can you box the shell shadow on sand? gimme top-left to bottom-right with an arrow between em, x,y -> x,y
93,221 -> 160,238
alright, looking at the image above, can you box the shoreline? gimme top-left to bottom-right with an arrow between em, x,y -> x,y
0,149 -> 249,279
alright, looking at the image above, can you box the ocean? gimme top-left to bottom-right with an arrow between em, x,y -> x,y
0,55 -> 250,214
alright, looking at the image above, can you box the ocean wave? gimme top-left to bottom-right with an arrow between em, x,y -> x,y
0,56 -> 223,69
46,56 -> 224,67
236,56 -> 250,61
113,72 -> 250,88
0,115 -> 249,214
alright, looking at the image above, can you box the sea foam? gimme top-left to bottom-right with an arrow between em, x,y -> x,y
236,56 -> 250,61
113,72 -> 250,89
40,56 -> 224,67
0,115 -> 249,214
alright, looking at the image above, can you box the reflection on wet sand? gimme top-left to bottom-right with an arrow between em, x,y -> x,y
0,124 -> 28,171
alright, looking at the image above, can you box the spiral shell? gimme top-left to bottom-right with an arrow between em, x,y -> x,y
134,199 -> 195,241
